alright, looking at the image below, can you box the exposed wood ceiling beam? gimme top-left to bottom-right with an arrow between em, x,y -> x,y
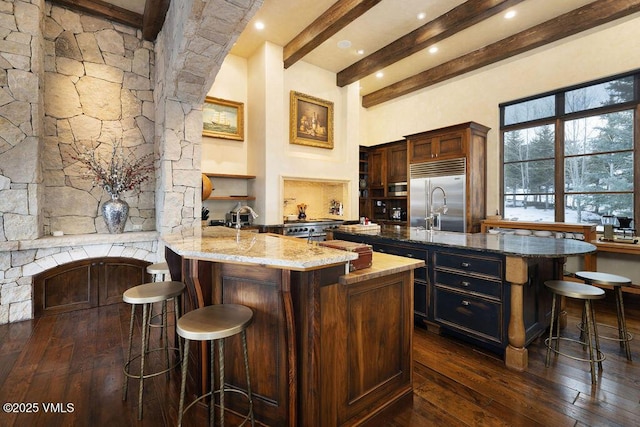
283,0 -> 383,69
51,0 -> 143,30
337,0 -> 525,87
362,0 -> 640,108
143,0 -> 170,41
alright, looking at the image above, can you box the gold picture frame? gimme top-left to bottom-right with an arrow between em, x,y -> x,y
289,91 -> 334,149
202,96 -> 244,140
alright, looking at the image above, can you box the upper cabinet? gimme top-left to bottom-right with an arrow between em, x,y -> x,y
406,122 -> 489,163
368,147 -> 386,188
387,142 -> 408,184
406,122 -> 490,233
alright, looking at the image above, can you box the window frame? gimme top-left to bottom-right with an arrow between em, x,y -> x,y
499,70 -> 640,228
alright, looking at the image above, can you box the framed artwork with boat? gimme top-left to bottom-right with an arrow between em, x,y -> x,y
203,96 -> 244,140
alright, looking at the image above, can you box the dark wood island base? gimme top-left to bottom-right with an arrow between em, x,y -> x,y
163,227 -> 423,426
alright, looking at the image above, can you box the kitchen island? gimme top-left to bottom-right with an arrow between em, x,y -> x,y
331,226 -> 597,371
163,226 -> 424,427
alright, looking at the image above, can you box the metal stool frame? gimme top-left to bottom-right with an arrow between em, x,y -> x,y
122,281 -> 184,420
545,280 -> 605,385
177,305 -> 255,427
575,271 -> 633,361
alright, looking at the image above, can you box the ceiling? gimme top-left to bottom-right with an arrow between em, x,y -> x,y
55,0 -> 640,107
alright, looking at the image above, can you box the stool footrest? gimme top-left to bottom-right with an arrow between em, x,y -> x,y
180,388 -> 254,426
577,321 -> 633,343
123,347 -> 181,381
545,337 -> 606,364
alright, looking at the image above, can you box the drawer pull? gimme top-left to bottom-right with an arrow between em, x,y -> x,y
461,300 -> 470,306
406,253 -> 414,258
461,262 -> 471,268
461,281 -> 471,287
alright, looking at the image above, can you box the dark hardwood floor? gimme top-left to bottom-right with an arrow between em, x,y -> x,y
0,291 -> 638,426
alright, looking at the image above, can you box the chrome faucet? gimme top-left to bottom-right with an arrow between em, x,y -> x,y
426,186 -> 448,231
233,204 -> 259,229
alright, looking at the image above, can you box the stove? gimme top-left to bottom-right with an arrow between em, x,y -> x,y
281,219 -> 344,241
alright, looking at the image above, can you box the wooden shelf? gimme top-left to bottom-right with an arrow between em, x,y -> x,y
203,173 -> 256,179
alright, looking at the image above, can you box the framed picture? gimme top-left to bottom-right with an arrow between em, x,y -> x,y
202,96 -> 244,140
289,91 -> 334,149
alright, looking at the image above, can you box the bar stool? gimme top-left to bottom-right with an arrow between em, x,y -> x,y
146,262 -> 172,331
122,280 -> 185,420
575,271 -> 633,361
147,261 -> 170,281
545,280 -> 605,385
177,304 -> 255,427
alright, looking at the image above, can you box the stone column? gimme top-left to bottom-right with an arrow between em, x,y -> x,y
153,0 -> 263,236
0,0 -> 44,242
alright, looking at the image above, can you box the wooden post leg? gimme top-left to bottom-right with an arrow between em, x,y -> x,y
505,257 -> 528,372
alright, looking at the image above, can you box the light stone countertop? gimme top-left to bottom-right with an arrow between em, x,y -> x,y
162,226 -> 358,271
339,252 -> 425,285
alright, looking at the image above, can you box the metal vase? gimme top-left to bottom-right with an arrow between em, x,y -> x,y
101,194 -> 129,233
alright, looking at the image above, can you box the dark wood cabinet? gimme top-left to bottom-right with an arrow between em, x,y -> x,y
33,257 -> 151,316
332,232 -> 429,323
387,142 -> 407,184
406,122 -> 490,233
332,232 -> 556,355
361,141 -> 408,224
368,147 -> 385,188
407,129 -> 466,162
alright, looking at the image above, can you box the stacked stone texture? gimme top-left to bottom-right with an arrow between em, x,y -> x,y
0,0 -> 44,242
42,4 -> 156,235
0,0 -> 263,324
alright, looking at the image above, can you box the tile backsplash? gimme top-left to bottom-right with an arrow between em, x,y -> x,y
283,180 -> 348,220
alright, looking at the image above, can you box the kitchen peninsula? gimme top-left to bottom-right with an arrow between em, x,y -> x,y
331,226 -> 597,371
162,226 -> 424,427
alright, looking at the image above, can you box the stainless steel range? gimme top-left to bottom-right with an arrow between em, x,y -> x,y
281,219 -> 344,241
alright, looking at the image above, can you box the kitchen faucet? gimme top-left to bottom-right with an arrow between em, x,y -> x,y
426,186 -> 448,231
233,204 -> 259,229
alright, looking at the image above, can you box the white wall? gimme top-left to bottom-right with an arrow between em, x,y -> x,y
207,44 -> 360,224
203,54 -> 249,174
361,16 -> 640,216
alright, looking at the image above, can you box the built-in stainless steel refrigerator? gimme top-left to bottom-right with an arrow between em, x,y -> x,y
409,158 -> 466,232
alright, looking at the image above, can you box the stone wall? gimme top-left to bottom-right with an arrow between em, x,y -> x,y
42,3 -> 155,235
0,0 -> 44,242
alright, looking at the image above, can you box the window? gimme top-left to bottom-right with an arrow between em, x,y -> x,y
501,73 -> 637,228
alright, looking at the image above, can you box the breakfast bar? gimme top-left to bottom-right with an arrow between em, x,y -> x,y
332,226 -> 597,371
162,226 -> 424,427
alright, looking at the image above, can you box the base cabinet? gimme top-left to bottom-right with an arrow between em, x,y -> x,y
432,248 -> 507,351
33,257 -> 151,316
333,232 -> 555,354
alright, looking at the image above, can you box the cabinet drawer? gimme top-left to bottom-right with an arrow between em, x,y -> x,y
434,270 -> 502,300
433,287 -> 502,343
374,243 -> 428,281
433,252 -> 502,279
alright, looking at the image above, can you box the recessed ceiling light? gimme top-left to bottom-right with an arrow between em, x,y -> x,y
504,10 -> 516,19
417,12 -> 426,20
337,40 -> 352,49
429,46 -> 438,54
375,71 -> 384,78
356,49 -> 365,55
254,21 -> 265,30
